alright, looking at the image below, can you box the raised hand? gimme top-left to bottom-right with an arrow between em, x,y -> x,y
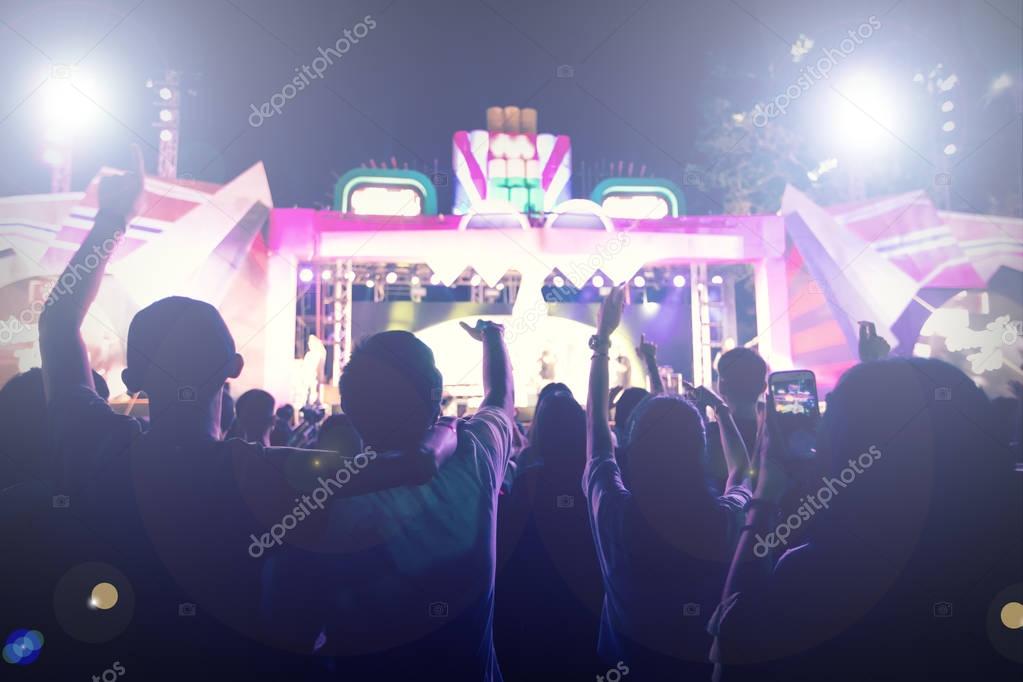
858,320 -> 891,362
636,333 -> 657,360
98,144 -> 146,219
597,284 -> 625,339
459,319 -> 504,341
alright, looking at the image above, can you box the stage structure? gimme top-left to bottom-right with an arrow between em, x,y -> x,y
2,108 -> 1019,408
265,107 -> 791,407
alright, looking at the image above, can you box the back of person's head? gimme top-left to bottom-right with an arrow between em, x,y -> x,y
315,414 -> 364,458
122,296 -> 242,401
0,368 -> 50,487
276,404 -> 295,424
625,395 -> 708,503
339,331 -> 442,451
529,390 -> 585,478
614,387 -> 650,440
537,382 -> 572,407
717,347 -> 767,406
813,358 -> 1010,587
234,389 -> 275,440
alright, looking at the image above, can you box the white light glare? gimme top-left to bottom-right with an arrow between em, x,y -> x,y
552,275 -> 565,288
942,121 -> 956,132
711,274 -> 724,285
159,87 -> 173,101
591,274 -> 605,288
672,274 -> 686,287
469,274 -> 482,286
943,144 -> 958,156
321,269 -> 333,280
410,275 -> 421,286
298,267 -> 314,283
834,73 -> 900,153
990,73 -> 1012,94
429,274 -> 442,286
632,275 -> 646,288
940,100 -> 954,113
385,271 -> 398,284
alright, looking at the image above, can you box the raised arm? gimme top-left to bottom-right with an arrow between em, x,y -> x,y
636,334 -> 665,394
39,147 -> 144,402
694,384 -> 751,489
460,320 -> 514,417
588,285 -> 624,459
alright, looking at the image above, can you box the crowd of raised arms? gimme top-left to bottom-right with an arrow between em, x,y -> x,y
1,152 -> 1020,682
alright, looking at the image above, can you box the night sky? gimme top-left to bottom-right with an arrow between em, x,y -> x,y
1,0 -> 1020,214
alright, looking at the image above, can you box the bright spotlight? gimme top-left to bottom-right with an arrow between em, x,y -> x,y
159,129 -> 173,142
938,74 -> 958,92
711,274 -> 724,285
365,279 -> 376,289
343,270 -> 356,282
40,68 -> 102,135
552,275 -> 565,288
495,282 -> 506,291
943,143 -> 958,155
298,267 -> 314,283
429,274 -> 442,286
158,87 -> 173,101
410,275 -> 421,286
591,274 -> 605,288
385,271 -> 398,285
942,121 -> 956,132
672,274 -> 686,287
941,100 -> 954,113
321,269 -> 333,280
833,72 -> 900,153
470,274 -> 481,286
159,109 -> 173,122
632,275 -> 646,288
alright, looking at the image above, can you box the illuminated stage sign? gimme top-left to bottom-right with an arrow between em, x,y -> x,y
334,168 -> 438,216
591,177 -> 685,219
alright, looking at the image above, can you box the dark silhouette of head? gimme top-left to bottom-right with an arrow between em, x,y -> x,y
315,413 -> 364,458
122,297 -> 243,406
529,390 -> 585,479
625,395 -> 708,501
717,347 -> 767,407
537,382 -> 572,407
233,389 -> 275,444
810,357 -> 1010,588
339,331 -> 442,452
613,387 -> 650,442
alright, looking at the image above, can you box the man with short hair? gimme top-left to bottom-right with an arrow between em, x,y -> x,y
264,319 -> 517,680
716,347 -> 768,454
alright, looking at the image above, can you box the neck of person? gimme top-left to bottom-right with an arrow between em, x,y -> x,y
725,399 -> 757,421
146,392 -> 223,443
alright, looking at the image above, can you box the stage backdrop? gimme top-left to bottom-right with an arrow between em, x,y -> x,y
351,299 -> 693,408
